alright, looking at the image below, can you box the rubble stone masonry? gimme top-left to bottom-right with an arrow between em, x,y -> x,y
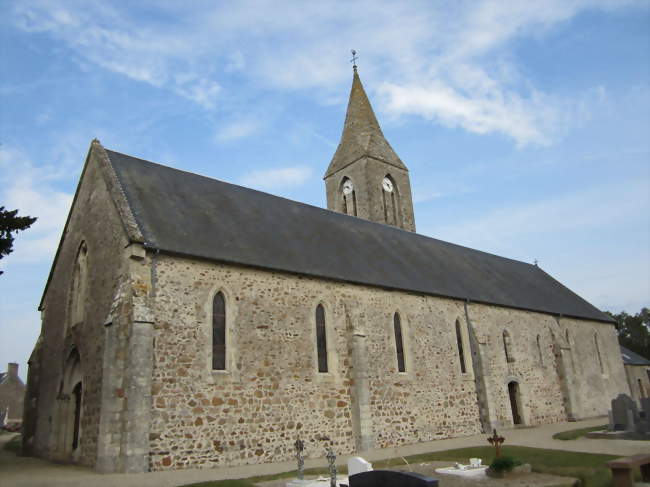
147,253 -> 627,471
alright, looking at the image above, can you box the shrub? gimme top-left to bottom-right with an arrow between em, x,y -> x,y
490,456 -> 522,473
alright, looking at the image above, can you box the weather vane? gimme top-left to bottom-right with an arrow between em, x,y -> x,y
350,49 -> 358,71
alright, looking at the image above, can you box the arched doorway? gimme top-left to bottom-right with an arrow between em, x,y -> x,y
55,348 -> 83,461
508,381 -> 522,425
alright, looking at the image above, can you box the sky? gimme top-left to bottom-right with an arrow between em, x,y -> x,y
1,0 -> 649,380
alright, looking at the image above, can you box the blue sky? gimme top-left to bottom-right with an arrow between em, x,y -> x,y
1,0 -> 649,379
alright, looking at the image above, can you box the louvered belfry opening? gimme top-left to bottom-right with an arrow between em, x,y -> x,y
212,292 -> 226,370
316,304 -> 328,372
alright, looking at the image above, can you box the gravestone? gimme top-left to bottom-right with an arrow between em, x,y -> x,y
611,394 -> 639,431
348,457 -> 373,475
348,470 -> 438,487
637,397 -> 650,433
640,397 -> 650,418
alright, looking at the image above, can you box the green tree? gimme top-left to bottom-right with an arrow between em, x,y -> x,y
607,308 -> 650,359
0,206 -> 37,275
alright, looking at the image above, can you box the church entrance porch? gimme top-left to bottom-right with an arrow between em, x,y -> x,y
508,381 -> 522,425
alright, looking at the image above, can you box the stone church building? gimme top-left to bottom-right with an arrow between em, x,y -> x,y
24,69 -> 628,473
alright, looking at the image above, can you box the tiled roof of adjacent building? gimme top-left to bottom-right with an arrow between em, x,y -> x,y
0,373 -> 6,384
104,148 -> 612,324
620,346 -> 650,366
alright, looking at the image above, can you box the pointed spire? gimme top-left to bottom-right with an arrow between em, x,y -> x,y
325,69 -> 407,178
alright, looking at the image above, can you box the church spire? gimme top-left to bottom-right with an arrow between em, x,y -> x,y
324,63 -> 415,232
324,68 -> 408,178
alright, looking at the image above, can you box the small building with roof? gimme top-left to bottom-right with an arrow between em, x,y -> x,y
620,346 -> 650,402
23,68 -> 629,473
0,363 -> 25,426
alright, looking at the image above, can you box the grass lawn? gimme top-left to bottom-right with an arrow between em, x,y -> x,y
179,445 -> 617,487
552,424 -> 608,441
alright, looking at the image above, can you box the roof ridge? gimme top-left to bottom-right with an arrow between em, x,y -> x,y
104,148 -> 575,272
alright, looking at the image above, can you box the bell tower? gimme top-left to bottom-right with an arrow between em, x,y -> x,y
324,66 -> 415,232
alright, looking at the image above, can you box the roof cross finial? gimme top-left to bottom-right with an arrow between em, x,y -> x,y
350,49 -> 358,72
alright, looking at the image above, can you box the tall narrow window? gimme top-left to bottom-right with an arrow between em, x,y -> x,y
381,175 -> 399,226
594,333 -> 604,373
316,304 -> 328,372
455,320 -> 466,373
536,335 -> 543,365
69,242 -> 88,329
503,330 -> 513,363
638,378 -> 646,398
212,292 -> 226,370
341,178 -> 357,216
394,313 -> 406,372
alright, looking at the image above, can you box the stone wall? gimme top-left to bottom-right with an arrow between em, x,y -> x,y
624,364 -> 650,403
147,254 -> 627,471
27,145 -> 133,469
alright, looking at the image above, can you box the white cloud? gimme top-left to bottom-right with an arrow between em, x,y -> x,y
431,178 -> 648,255
379,80 -> 555,146
239,165 -> 313,190
0,147 -> 73,269
9,0 -> 646,141
215,119 -> 260,142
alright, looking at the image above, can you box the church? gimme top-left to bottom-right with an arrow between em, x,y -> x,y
23,68 -> 628,473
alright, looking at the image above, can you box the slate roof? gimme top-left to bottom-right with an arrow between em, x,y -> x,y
105,148 -> 612,323
324,70 -> 407,178
0,373 -> 5,384
621,346 -> 650,366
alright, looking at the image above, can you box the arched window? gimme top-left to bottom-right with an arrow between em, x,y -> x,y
340,177 -> 357,217
536,335 -> 543,365
212,292 -> 226,370
316,304 -> 328,372
394,312 -> 406,372
455,320 -> 466,374
503,330 -> 513,363
381,175 -> 400,226
69,242 -> 88,329
594,333 -> 604,374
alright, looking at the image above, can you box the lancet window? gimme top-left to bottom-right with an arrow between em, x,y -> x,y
212,292 -> 226,370
316,304 -> 328,372
394,312 -> 406,372
455,320 -> 466,373
69,242 -> 88,330
503,330 -> 514,363
594,333 -> 604,374
381,175 -> 399,226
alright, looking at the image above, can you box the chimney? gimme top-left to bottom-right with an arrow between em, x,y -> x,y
7,363 -> 18,379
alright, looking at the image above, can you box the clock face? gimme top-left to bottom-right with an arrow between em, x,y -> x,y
382,177 -> 393,193
342,179 -> 354,195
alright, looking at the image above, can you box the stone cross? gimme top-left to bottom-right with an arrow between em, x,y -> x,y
294,438 -> 305,480
487,428 -> 505,458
